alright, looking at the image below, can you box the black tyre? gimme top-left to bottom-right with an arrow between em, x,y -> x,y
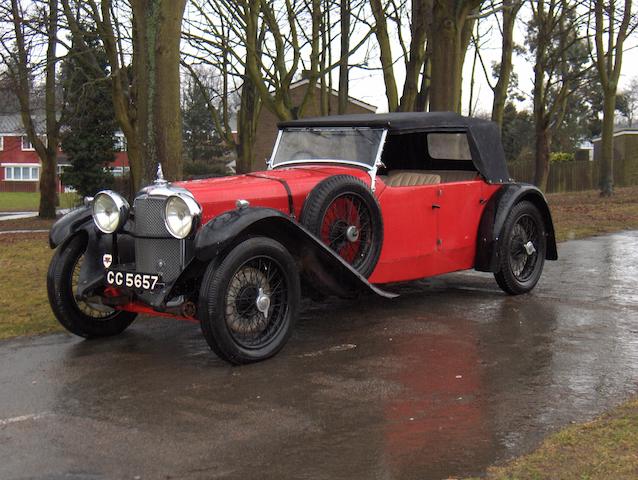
494,201 -> 547,295
300,175 -> 383,278
198,237 -> 300,364
47,235 -> 136,338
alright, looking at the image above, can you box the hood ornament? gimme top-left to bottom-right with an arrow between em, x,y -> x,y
154,163 -> 168,186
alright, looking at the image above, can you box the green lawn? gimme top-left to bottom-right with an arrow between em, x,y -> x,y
0,192 -> 80,212
0,233 -> 61,339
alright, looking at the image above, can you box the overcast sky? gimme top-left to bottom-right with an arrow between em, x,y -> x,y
347,8 -> 638,115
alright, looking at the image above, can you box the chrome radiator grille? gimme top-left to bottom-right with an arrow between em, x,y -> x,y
132,196 -> 192,297
133,197 -> 169,237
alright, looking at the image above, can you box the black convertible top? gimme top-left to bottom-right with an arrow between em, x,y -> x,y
278,112 -> 511,183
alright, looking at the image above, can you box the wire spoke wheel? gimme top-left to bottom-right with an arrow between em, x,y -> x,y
199,237 -> 300,364
47,235 -> 136,338
71,255 -> 115,319
301,175 -> 383,278
224,256 -> 288,349
320,193 -> 372,269
508,214 -> 540,282
494,201 -> 547,295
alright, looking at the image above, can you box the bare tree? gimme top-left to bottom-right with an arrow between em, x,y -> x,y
589,0 -> 635,197
184,0 -> 373,170
528,0 -> 589,190
491,0 -> 523,127
61,0 -> 186,192
427,0 -> 483,112
0,0 -> 61,218
369,0 -> 428,112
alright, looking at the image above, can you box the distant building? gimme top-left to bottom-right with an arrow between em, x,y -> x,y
250,79 -> 377,171
592,128 -> 638,187
0,113 -> 130,193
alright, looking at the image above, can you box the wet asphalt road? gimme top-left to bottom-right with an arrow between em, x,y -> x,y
1,232 -> 638,480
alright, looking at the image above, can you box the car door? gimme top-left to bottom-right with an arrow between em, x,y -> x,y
368,183 -> 439,284
434,180 -> 489,273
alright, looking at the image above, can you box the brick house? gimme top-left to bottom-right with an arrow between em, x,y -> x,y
0,113 -> 130,193
250,79 -> 377,171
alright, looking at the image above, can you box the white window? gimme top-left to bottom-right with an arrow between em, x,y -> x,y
113,134 -> 127,152
0,136 -> 4,151
22,136 -> 34,151
3,165 -> 40,181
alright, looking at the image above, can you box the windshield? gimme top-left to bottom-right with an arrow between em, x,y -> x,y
270,127 -> 386,169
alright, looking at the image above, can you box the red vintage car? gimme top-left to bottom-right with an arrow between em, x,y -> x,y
47,112 -> 557,364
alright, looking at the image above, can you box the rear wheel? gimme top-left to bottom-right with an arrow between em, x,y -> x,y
47,235 -> 136,337
198,237 -> 300,364
301,175 -> 383,278
494,201 -> 547,295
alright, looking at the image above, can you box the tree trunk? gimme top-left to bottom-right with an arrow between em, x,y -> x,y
39,150 -> 58,217
399,0 -> 428,111
237,76 -> 261,173
428,1 -> 480,112
130,0 -> 186,188
338,0 -> 350,114
534,126 -> 550,191
370,0 -> 399,112
40,0 -> 59,218
532,0 -> 549,191
599,91 -> 616,196
491,0 -> 519,128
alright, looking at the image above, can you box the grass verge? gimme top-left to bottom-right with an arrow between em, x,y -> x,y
0,192 -> 79,212
0,232 -> 61,339
468,398 -> 638,480
547,186 -> 638,242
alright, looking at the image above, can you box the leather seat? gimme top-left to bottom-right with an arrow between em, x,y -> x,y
434,170 -> 479,182
384,171 -> 441,187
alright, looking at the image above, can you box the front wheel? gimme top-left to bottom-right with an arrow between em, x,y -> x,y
47,235 -> 136,337
198,237 -> 300,364
494,201 -> 547,295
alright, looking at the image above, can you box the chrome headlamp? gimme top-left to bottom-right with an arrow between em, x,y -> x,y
92,190 -> 130,234
164,194 -> 201,239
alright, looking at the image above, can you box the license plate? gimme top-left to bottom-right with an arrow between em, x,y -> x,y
106,270 -> 162,291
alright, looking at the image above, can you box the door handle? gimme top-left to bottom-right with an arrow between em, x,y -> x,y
432,204 -> 441,209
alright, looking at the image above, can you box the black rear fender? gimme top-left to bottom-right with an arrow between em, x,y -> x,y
475,184 -> 558,272
194,208 -> 396,299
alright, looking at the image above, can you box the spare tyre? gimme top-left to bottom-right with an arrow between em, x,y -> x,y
300,175 -> 383,278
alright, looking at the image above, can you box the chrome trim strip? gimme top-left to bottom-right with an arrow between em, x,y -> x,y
267,130 -> 283,170
369,129 -> 388,192
271,158 -> 375,170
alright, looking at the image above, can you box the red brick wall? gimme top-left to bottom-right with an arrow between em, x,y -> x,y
0,134 -> 131,192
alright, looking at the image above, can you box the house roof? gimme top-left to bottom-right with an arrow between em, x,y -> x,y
592,127 -> 638,142
0,112 -> 47,135
287,78 -> 377,112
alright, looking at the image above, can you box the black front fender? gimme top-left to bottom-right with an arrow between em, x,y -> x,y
194,207 -> 397,299
49,205 -> 93,249
475,183 -> 558,272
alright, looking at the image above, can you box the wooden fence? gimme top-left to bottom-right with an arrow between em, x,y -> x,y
508,157 -> 638,193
